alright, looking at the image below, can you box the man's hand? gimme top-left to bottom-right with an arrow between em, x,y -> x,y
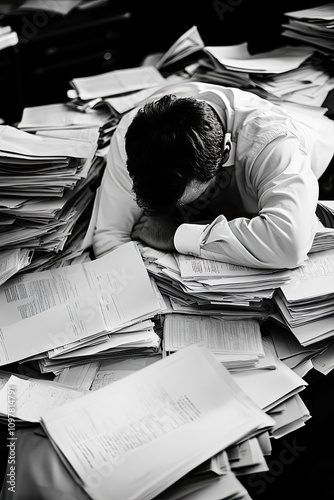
131,214 -> 180,251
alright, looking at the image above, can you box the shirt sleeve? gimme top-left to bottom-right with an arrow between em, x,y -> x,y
174,134 -> 319,269
92,115 -> 142,258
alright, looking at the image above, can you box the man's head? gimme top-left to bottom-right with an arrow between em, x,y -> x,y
125,94 -> 226,214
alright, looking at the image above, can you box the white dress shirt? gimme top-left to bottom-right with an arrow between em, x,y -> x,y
92,82 -> 334,269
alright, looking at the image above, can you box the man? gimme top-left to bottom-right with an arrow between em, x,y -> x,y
92,81 -> 334,269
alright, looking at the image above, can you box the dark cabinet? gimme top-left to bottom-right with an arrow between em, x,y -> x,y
0,3 -> 134,124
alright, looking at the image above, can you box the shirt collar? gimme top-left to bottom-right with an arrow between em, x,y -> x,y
222,140 -> 235,167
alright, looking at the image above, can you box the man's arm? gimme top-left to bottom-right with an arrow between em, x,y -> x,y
174,135 -> 319,269
92,112 -> 142,258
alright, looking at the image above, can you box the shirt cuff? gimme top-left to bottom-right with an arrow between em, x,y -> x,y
174,223 -> 207,256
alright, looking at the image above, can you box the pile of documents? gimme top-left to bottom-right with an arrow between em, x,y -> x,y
282,3 -> 334,63
2,65 -> 181,282
0,341 -> 312,498
272,247 -> 334,347
155,25 -> 205,71
0,23 -> 18,51
155,26 -> 334,111
62,311 -> 313,440
0,345 -> 277,499
66,66 -> 166,129
231,336 -> 310,440
153,26 -> 255,89
18,101 -> 116,153
250,53 -> 334,109
0,248 -> 33,286
0,241 -> 162,375
264,318 -> 334,377
162,313 -> 266,370
69,65 -> 166,101
0,234 -> 315,498
64,64 -> 186,142
139,243 -> 291,321
0,123 -> 103,280
157,303 -> 312,439
259,203 -> 334,376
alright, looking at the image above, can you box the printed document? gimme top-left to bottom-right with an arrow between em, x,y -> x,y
41,345 -> 274,500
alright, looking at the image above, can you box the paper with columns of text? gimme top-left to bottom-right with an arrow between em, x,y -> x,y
40,345 -> 274,500
0,242 -> 161,366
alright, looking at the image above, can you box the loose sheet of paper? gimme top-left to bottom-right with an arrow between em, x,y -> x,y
41,345 -> 273,500
0,375 -> 85,422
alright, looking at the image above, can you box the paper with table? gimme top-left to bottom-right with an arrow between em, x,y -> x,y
162,313 -> 265,370
0,241 -> 161,366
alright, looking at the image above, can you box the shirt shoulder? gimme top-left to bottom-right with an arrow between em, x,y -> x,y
236,106 -> 308,165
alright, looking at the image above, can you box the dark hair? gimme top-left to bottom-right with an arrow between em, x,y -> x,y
125,94 -> 224,214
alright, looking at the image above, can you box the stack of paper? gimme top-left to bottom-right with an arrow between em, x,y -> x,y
264,318 -> 334,377
188,53 -> 255,90
268,393 -> 311,439
0,124 -> 103,275
0,344 -> 309,498
64,65 -> 187,152
60,332 -> 312,443
282,3 -> 334,62
140,245 -> 290,321
66,66 -> 185,144
155,25 -> 205,70
155,27 -> 334,113
0,350 -> 275,498
0,248 -> 32,286
272,248 -> 334,347
70,65 -> 166,101
251,54 -> 334,108
39,320 -> 161,375
154,27 -> 254,88
162,313 -> 265,370
0,242 -> 162,375
160,312 -> 312,440
17,101 -> 116,151
232,338 -> 309,435
39,344 -> 274,500
202,42 -> 334,108
0,24 -> 18,51
67,65 -> 168,123
204,43 -> 314,75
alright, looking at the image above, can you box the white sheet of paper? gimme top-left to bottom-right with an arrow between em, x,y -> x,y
0,242 -> 161,365
232,343 -> 307,411
205,44 -> 313,73
40,345 -> 274,500
0,125 -> 96,159
0,375 -> 85,422
71,66 -> 165,100
163,314 -> 264,356
280,249 -> 334,301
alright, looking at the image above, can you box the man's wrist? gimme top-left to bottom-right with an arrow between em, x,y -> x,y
174,223 -> 207,256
